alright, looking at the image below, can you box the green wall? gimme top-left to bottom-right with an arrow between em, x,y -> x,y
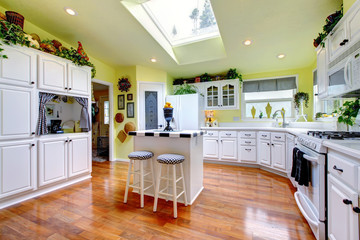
344,0 -> 357,13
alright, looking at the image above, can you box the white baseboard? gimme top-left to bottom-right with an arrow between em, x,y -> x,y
0,174 -> 91,209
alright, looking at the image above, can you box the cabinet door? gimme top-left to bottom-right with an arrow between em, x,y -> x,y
203,137 -> 219,159
328,23 -> 347,62
220,138 -> 237,161
0,141 -> 36,198
205,83 -> 220,109
240,146 -> 257,163
0,85 -> 36,140
271,141 -> 286,171
258,140 -> 271,166
38,55 -> 67,93
347,5 -> 360,46
316,46 -> 328,99
0,46 -> 36,88
38,138 -> 67,186
221,82 -> 236,109
68,64 -> 91,96
328,175 -> 359,240
68,136 -> 91,177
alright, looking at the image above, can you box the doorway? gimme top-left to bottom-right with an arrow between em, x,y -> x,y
137,82 -> 165,130
91,79 -> 114,162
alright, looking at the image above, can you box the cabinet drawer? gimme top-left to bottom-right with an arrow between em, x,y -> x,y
240,139 -> 256,146
240,132 -> 256,139
219,131 -> 237,138
328,153 -> 357,189
204,131 -> 218,137
240,146 -> 256,162
271,133 -> 285,142
258,132 -> 270,140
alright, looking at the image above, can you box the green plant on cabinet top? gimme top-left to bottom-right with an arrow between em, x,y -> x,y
173,82 -> 198,95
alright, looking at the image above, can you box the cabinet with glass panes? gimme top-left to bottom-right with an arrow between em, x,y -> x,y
204,79 -> 239,110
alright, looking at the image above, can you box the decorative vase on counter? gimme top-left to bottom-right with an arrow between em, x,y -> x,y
163,108 -> 174,131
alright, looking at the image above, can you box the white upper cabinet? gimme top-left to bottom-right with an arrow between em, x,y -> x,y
38,54 -> 91,96
0,85 -> 36,140
0,140 -> 36,199
316,46 -> 328,99
328,23 -> 347,62
204,79 -> 239,110
347,5 -> 360,45
68,64 -> 91,96
0,45 -> 36,88
38,54 -> 68,93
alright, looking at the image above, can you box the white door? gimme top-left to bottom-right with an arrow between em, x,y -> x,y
271,141 -> 286,171
38,54 -> 67,93
68,136 -> 91,177
0,85 -> 35,140
328,175 -> 359,240
0,140 -> 36,198
68,64 -> 91,96
0,45 -> 36,88
258,140 -> 271,166
38,137 -> 67,186
138,82 -> 165,130
203,138 -> 219,159
220,138 -> 237,161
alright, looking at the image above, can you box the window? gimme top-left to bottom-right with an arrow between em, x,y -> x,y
142,0 -> 220,46
104,100 -> 109,124
242,76 -> 297,119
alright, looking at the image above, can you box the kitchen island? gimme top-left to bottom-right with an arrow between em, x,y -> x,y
128,130 -> 204,204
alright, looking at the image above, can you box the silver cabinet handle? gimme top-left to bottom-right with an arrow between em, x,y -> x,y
245,141 -> 251,143
226,133 -> 231,136
333,165 -> 344,173
245,149 -> 251,151
209,133 -> 213,136
262,135 -> 267,137
245,134 -> 251,136
275,136 -> 281,139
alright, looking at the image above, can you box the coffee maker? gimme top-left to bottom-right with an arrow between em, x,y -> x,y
50,120 -> 63,133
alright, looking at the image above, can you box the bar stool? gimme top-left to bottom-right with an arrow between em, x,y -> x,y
124,151 -> 155,208
153,154 -> 188,218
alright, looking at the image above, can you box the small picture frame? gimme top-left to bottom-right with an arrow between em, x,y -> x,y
118,95 -> 125,110
127,102 -> 134,118
45,104 -> 55,117
127,93 -> 133,101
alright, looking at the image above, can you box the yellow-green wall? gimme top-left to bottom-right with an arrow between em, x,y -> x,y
213,63 -> 316,122
344,0 -> 357,13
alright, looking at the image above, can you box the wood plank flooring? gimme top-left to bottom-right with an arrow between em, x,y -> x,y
0,162 -> 315,240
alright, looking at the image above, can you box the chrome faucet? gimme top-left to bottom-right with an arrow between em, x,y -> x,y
272,110 -> 288,128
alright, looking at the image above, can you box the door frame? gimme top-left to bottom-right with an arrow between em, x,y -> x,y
137,81 -> 166,130
92,78 -> 114,162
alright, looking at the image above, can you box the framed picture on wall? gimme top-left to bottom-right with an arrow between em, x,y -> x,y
45,104 -> 55,117
118,95 -> 125,110
127,93 -> 133,101
127,102 -> 134,118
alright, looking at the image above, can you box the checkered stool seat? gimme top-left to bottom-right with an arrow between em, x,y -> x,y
128,151 -> 154,160
157,154 -> 185,165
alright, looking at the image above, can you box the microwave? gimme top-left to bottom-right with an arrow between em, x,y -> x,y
327,47 -> 360,98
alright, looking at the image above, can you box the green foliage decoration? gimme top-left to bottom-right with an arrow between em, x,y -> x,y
226,68 -> 242,82
200,73 -> 211,82
294,92 -> 309,109
0,20 -> 96,78
334,99 -> 360,126
174,82 -> 198,95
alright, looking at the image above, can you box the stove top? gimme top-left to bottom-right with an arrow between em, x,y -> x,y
307,131 -> 360,140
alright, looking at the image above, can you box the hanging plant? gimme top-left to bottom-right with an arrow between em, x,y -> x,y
333,99 -> 360,126
226,68 -> 243,82
294,92 -> 309,109
118,77 -> 131,92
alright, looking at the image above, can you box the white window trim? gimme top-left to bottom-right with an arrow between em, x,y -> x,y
241,75 -> 298,120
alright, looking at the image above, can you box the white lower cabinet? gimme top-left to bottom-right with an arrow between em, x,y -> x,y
258,132 -> 286,172
239,131 -> 257,163
0,140 -> 36,199
38,137 -> 68,187
68,136 -> 91,177
271,141 -> 286,170
219,138 -> 237,161
258,139 -> 271,166
203,137 -> 219,159
328,175 -> 359,240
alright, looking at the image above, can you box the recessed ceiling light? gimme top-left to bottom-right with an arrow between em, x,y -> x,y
64,7 -> 78,16
150,58 -> 157,63
277,54 -> 286,59
243,40 -> 252,46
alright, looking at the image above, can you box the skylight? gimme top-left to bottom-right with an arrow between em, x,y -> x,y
142,0 -> 220,46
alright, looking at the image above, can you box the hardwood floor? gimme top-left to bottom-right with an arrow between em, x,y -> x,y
0,162 -> 315,240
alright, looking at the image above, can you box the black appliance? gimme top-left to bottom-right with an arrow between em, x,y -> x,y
50,120 -> 63,133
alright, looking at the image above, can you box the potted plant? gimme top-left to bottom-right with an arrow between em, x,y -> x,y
294,92 -> 309,109
200,73 -> 211,82
334,99 -> 360,128
173,82 -> 198,95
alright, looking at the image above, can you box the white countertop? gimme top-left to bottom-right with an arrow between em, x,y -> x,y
324,140 -> 360,159
201,127 -> 308,136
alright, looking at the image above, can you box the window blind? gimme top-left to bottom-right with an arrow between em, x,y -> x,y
243,76 -> 297,93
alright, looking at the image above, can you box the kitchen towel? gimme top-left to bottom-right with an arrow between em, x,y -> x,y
291,147 -> 310,187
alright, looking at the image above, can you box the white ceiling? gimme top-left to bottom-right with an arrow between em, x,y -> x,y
0,0 -> 341,78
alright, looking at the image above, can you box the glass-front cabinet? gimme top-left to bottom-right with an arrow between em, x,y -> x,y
205,79 -> 239,110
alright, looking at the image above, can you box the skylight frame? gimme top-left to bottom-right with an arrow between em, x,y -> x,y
141,0 -> 221,47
